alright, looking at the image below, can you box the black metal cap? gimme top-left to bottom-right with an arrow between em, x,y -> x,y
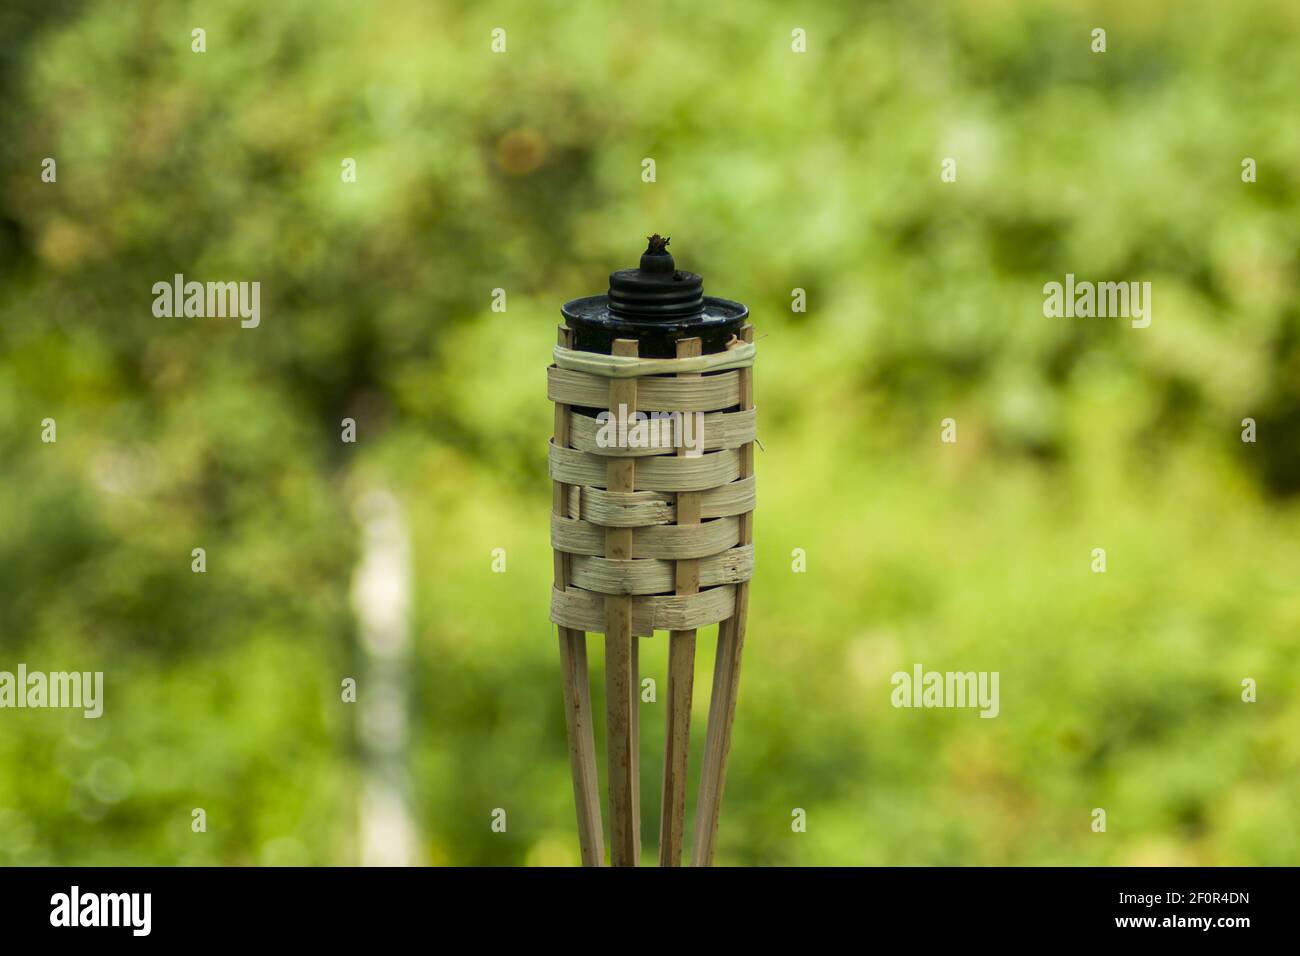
562,235 -> 747,358
607,234 -> 705,320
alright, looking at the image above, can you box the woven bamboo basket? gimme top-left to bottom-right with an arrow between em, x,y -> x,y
549,236 -> 754,867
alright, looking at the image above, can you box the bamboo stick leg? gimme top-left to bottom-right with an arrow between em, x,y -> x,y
552,324 -> 604,866
605,598 -> 637,866
604,338 -> 641,867
558,626 -> 603,867
660,334 -> 701,867
659,629 -> 696,866
690,604 -> 746,866
692,323 -> 754,867
692,618 -> 731,861
630,630 -> 641,862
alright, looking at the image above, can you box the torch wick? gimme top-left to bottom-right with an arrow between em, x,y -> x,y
645,234 -> 671,255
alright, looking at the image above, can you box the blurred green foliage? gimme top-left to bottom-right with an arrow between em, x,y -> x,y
0,0 -> 1297,865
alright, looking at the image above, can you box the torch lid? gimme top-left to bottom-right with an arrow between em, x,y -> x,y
607,234 -> 705,320
561,234 -> 747,358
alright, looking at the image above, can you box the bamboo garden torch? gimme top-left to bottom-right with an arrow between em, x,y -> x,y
548,235 -> 755,866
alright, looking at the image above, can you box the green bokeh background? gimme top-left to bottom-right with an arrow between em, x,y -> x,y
1,0 -> 1297,865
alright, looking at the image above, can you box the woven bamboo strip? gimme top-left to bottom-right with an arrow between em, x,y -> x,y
694,476 -> 757,521
567,407 -> 756,458
550,442 -> 740,492
567,476 -> 756,528
604,339 -> 640,867
551,585 -> 737,635
552,513 -> 739,560
568,545 -> 753,596
548,366 -> 740,412
568,486 -> 673,527
551,325 -> 604,868
693,323 -> 755,867
553,341 -> 755,377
